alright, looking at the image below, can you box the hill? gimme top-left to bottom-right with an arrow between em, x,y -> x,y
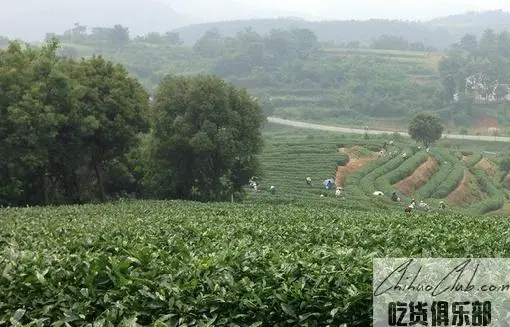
428,9 -> 510,26
172,10 -> 510,49
0,0 -> 194,41
37,25 -> 441,123
427,10 -> 510,40
173,18 -> 455,49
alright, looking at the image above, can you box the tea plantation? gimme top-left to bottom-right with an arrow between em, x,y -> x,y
2,200 -> 510,326
2,124 -> 510,326
247,123 -> 508,215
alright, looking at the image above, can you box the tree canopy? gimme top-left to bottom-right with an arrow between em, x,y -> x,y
142,75 -> 265,202
0,39 -> 267,207
408,112 -> 444,147
0,39 -> 150,206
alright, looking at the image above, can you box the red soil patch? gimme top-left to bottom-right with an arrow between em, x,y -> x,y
446,169 -> 484,206
393,156 -> 439,196
335,147 -> 377,186
474,158 -> 497,177
462,155 -> 472,163
504,172 -> 510,183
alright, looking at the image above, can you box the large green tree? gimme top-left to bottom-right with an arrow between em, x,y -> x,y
74,55 -> 149,200
0,39 -> 149,206
144,74 -> 265,201
408,112 -> 444,147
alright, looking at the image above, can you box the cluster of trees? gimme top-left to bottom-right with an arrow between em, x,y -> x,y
436,29 -> 510,125
193,27 -> 320,74
46,23 -> 183,50
0,40 -> 265,207
4,24 -> 447,121
439,29 -> 510,103
190,27 -> 439,118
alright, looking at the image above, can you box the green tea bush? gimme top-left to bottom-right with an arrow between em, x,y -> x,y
432,166 -> 465,198
465,152 -> 482,168
414,149 -> 453,199
374,151 -> 428,197
469,168 -> 505,214
2,200 -> 510,326
358,147 -> 414,196
343,155 -> 394,198
430,150 -> 465,199
336,153 -> 350,166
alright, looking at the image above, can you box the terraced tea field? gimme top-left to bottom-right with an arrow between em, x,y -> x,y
323,47 -> 443,71
248,123 -> 509,215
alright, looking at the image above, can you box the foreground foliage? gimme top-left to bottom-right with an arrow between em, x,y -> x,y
1,200 -> 508,326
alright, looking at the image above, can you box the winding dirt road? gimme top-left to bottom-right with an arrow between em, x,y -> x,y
267,117 -> 510,143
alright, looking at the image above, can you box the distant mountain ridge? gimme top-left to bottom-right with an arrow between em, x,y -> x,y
173,18 -> 454,48
427,9 -> 510,26
1,1 -> 510,49
0,0 -> 194,41
171,10 -> 510,49
0,0 -> 313,41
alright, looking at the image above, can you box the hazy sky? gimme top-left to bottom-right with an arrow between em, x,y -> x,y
236,0 -> 510,20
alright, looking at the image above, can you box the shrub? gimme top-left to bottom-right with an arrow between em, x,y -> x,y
414,149 -> 459,199
375,151 -> 428,196
336,153 -> 350,166
365,144 -> 382,152
499,155 -> 510,173
426,149 -> 465,199
465,152 -> 482,168
358,147 -> 415,196
3,200 -> 510,325
469,168 -> 504,214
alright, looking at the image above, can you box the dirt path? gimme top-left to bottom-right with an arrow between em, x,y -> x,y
335,147 -> 377,186
268,117 -> 510,142
446,169 -> 484,206
394,156 -> 439,196
474,158 -> 497,177
504,172 -> 510,183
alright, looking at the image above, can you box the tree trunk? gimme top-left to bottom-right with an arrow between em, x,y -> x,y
94,162 -> 106,202
42,169 -> 49,205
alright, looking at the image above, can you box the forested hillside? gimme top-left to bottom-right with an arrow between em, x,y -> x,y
2,11 -> 510,130
18,24 -> 440,123
173,18 -> 454,49
172,11 -> 510,48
